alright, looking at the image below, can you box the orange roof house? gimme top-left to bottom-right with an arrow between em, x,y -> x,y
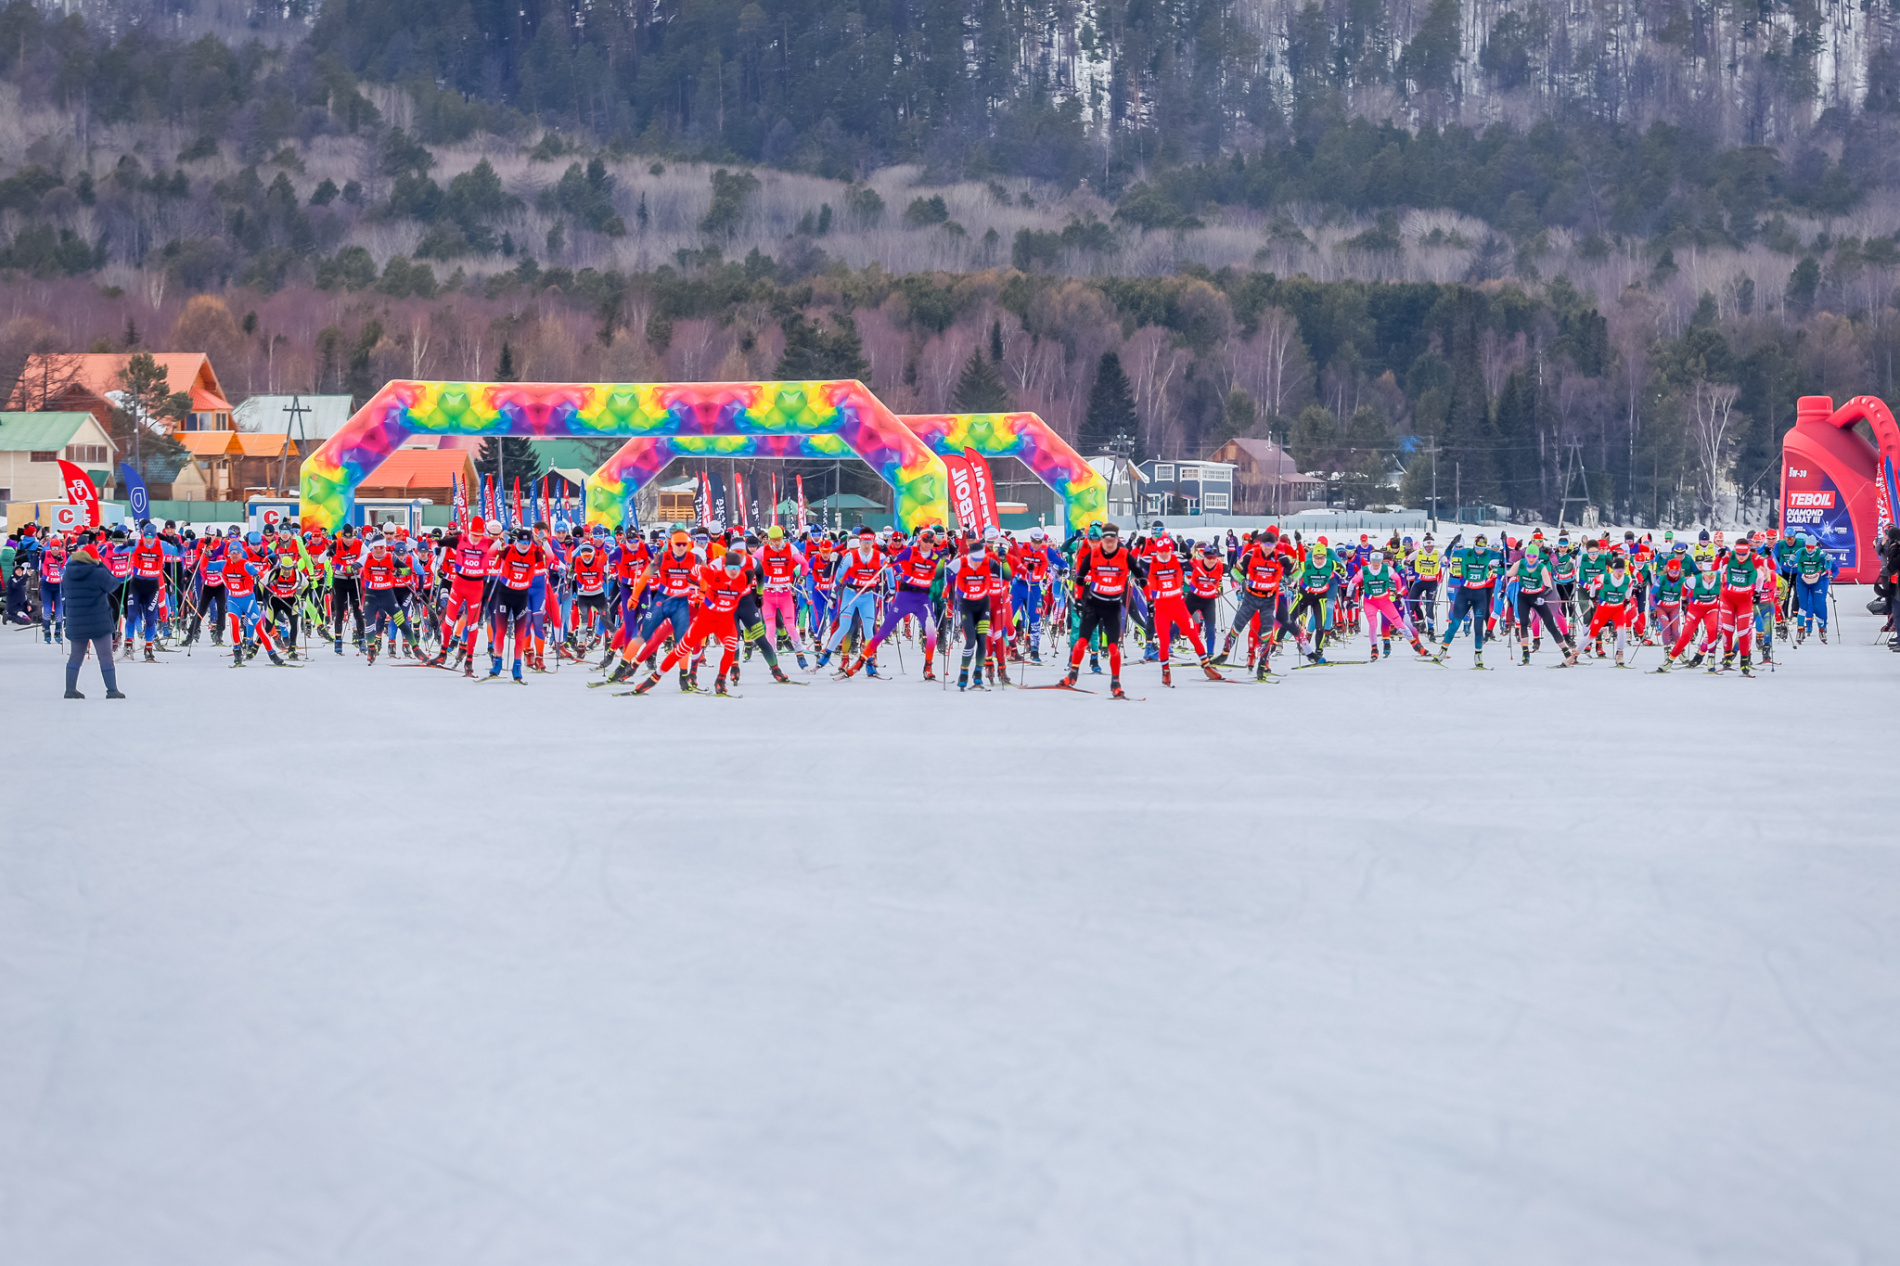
232,432 -> 303,498
355,449 -> 477,505
8,352 -> 234,433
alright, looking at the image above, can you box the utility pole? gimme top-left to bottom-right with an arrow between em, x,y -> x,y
278,394 -> 309,498
1557,439 -> 1589,531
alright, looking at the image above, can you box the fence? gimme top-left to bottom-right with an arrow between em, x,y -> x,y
1111,512 -> 1432,536
107,499 -> 247,523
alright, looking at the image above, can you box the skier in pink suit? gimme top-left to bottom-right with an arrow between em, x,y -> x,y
1352,549 -> 1430,661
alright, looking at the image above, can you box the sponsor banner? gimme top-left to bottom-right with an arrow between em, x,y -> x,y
962,447 -> 1000,530
943,452 -> 977,527
1782,461 -> 1857,571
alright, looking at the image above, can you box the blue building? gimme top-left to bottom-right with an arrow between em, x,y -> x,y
1134,458 -> 1238,516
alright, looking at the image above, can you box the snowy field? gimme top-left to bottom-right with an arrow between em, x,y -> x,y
4,600 -> 1898,1265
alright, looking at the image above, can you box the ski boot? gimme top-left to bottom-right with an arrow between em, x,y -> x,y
1109,676 -> 1126,699
958,666 -> 970,691
106,688 -> 126,699
633,672 -> 661,695
366,637 -> 380,665
994,659 -> 1010,686
334,636 -> 344,656
1381,638 -> 1391,658
1614,648 -> 1625,666
268,649 -> 288,667
679,667 -> 693,692
865,660 -> 881,678
1688,651 -> 1705,668
488,655 -> 503,679
1061,665 -> 1080,688
814,650 -> 831,670
143,642 -> 156,663
231,643 -> 244,666
1089,653 -> 1102,675
795,652 -> 809,671
1473,648 -> 1484,669
771,664 -> 791,684
1161,663 -> 1173,687
1739,654 -> 1754,678
1200,655 -> 1222,681
513,658 -> 525,682
1370,645 -> 1380,662
1819,627 -> 1828,644
715,673 -> 731,696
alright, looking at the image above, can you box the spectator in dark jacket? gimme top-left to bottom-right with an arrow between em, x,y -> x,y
1879,525 -> 1900,652
60,539 -> 125,698
5,563 -> 31,625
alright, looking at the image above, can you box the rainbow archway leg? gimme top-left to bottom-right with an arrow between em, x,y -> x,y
900,413 -> 1109,537
300,379 -> 948,532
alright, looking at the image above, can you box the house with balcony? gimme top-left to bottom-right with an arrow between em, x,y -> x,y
1133,458 -> 1237,516
8,352 -> 237,498
1208,438 -> 1330,514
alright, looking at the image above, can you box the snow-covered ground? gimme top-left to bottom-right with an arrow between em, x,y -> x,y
4,600 -> 1898,1265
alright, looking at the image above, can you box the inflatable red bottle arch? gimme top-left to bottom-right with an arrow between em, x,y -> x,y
1780,395 -> 1900,582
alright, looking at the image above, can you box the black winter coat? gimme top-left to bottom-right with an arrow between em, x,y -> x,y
60,553 -> 122,639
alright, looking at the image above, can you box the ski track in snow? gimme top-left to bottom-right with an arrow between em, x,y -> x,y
2,603 -> 1897,1265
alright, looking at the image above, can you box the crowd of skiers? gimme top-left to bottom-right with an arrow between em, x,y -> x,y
6,511 -> 1893,700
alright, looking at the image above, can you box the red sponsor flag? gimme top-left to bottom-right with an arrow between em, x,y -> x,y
943,451 -> 977,528
512,476 -> 523,528
56,459 -> 100,526
733,472 -> 748,529
962,448 -> 1000,530
795,475 -> 808,530
700,471 -> 715,528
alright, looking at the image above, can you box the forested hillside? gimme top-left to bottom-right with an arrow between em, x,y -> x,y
4,0 -> 1899,525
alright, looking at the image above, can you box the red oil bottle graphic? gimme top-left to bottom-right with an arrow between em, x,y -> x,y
1780,396 -> 1899,582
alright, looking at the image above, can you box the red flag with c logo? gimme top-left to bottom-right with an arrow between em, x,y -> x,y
57,460 -> 100,526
